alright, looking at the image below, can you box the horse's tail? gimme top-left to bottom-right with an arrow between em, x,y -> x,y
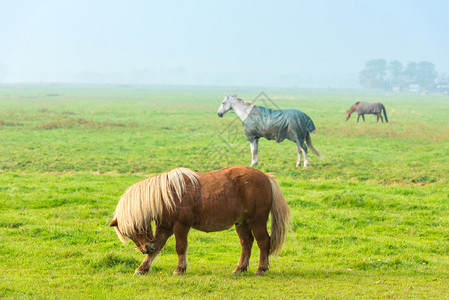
382,105 -> 389,123
266,174 -> 291,256
305,131 -> 323,158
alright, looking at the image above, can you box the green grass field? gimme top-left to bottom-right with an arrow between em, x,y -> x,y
1,85 -> 448,298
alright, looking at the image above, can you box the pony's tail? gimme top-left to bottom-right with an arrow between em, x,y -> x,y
382,106 -> 389,123
267,174 -> 291,256
306,131 -> 323,158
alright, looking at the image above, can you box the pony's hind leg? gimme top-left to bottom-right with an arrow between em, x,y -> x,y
233,222 -> 254,274
249,223 -> 270,275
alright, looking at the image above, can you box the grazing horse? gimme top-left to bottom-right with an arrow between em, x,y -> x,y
345,101 -> 389,123
217,95 -> 322,167
109,166 -> 290,275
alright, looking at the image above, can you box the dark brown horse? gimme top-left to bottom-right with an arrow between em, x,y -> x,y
345,101 -> 388,123
109,166 -> 291,275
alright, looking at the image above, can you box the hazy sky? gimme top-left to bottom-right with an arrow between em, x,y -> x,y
1,0 -> 448,87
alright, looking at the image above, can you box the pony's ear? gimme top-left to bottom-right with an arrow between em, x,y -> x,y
109,218 -> 118,227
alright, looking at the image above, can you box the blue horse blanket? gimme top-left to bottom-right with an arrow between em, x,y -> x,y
357,102 -> 383,114
242,106 -> 316,146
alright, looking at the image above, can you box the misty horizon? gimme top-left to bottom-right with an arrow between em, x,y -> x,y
1,1 -> 448,88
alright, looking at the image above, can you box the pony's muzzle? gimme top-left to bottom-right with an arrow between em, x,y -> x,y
143,243 -> 156,254
218,112 -> 223,118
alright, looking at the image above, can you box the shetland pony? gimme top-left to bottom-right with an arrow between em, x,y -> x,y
110,166 -> 290,275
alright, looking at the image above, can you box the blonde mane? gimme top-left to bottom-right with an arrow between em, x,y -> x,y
113,168 -> 200,239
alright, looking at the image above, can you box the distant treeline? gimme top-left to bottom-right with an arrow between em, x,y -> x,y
359,59 -> 448,92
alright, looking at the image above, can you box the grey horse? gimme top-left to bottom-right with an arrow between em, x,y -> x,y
217,95 -> 322,167
345,101 -> 388,123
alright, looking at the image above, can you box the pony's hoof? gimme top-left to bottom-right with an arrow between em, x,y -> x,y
134,269 -> 148,275
255,267 -> 267,275
173,268 -> 186,275
233,266 -> 247,274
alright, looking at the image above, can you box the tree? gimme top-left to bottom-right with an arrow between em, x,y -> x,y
359,59 -> 388,89
404,62 -> 418,84
388,60 -> 403,87
416,61 -> 437,89
360,59 -> 439,91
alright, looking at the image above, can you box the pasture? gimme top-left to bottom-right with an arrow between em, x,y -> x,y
1,85 -> 448,298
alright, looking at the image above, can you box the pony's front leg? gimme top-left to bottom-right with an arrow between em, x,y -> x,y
250,139 -> 259,166
135,254 -> 155,275
173,222 -> 191,275
135,228 -> 172,275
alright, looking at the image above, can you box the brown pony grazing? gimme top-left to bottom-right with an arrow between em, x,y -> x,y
345,101 -> 388,123
109,166 -> 291,275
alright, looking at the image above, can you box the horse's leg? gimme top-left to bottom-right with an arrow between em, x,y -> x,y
249,223 -> 270,275
250,139 -> 259,166
135,227 -> 172,275
303,148 -> 309,167
296,144 -> 302,167
362,114 -> 365,122
173,222 -> 191,275
233,222 -> 254,274
376,114 -> 379,122
357,114 -> 360,123
379,114 -> 383,123
296,143 -> 309,167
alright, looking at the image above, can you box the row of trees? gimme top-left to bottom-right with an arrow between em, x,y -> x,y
359,59 -> 439,91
